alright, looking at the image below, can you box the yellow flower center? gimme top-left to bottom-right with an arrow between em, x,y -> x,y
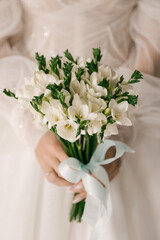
65,124 -> 72,130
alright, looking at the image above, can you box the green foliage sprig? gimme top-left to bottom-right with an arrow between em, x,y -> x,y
46,83 -> 68,109
50,55 -> 62,79
35,53 -> 49,74
64,49 -> 77,64
3,89 -> 18,99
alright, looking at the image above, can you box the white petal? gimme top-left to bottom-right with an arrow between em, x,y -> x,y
118,101 -> 128,112
117,114 -> 132,126
79,105 -> 89,118
56,120 -> 79,142
104,123 -> 118,137
109,99 -> 117,109
72,94 -> 82,106
68,106 -> 77,119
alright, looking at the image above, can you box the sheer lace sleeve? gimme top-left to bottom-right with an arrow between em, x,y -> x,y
0,56 -> 46,148
128,0 -> 160,77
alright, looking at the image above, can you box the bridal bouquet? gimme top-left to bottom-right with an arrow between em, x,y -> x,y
3,48 -> 142,239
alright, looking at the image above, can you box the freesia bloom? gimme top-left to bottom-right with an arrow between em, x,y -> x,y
70,77 -> 86,98
87,113 -> 107,135
104,123 -> 118,137
41,100 -> 66,129
56,120 -> 79,142
109,99 -> 132,126
68,94 -> 97,121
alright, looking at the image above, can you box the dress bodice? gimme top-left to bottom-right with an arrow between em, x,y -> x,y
18,0 -> 137,68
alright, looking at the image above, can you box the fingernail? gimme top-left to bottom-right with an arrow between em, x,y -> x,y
69,184 -> 83,193
72,195 -> 82,204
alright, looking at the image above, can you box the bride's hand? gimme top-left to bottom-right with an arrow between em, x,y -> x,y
35,131 -> 73,187
69,147 -> 121,203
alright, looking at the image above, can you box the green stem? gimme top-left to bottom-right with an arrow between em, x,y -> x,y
90,134 -> 98,157
75,141 -> 83,163
84,134 -> 90,164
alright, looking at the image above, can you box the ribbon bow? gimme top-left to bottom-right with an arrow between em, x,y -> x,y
58,139 -> 134,240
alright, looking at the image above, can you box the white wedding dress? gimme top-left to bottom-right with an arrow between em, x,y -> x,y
0,0 -> 160,239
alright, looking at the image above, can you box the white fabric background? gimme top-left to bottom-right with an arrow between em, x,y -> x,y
0,0 -> 160,239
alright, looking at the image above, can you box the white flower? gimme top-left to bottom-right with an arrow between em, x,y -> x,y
61,89 -> 71,106
98,65 -> 120,91
109,99 -> 132,126
56,120 -> 79,142
16,84 -> 41,109
104,123 -> 118,137
89,72 -> 107,97
87,95 -> 107,113
70,77 -> 86,98
34,71 -> 61,93
77,57 -> 92,67
98,65 -> 118,81
87,113 -> 107,135
16,84 -> 41,100
68,94 -> 97,121
32,110 -> 48,131
41,99 -> 66,129
87,85 -> 107,98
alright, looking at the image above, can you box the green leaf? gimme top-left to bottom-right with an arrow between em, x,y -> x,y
86,60 -> 98,75
128,79 -> 141,84
46,83 -> 63,92
92,48 -> 102,63
63,62 -> 73,90
131,70 -> 143,80
107,116 -> 116,124
75,67 -> 85,82
58,92 -> 68,109
30,99 -> 44,116
98,78 -> 109,89
64,49 -> 77,64
75,116 -> 90,137
30,100 -> 39,112
112,86 -> 122,98
50,56 -> 61,78
33,93 -> 44,105
99,124 -> 107,143
3,89 -> 18,100
117,95 -> 138,106
125,70 -> 143,85
116,75 -> 124,87
46,83 -> 68,109
35,52 -> 49,74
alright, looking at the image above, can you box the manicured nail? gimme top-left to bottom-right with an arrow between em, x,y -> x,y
72,195 -> 82,203
69,183 -> 83,193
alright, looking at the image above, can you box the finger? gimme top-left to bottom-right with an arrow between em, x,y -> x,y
56,148 -> 69,162
48,142 -> 68,162
46,169 -> 73,187
69,181 -> 85,193
72,192 -> 87,204
39,158 -> 73,187
48,156 -> 61,175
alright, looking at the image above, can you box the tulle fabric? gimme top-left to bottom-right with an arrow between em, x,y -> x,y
0,0 -> 160,239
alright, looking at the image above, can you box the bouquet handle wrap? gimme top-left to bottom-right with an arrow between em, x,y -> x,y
58,139 -> 134,240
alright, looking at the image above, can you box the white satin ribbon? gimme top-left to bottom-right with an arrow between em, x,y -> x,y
58,139 -> 134,240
